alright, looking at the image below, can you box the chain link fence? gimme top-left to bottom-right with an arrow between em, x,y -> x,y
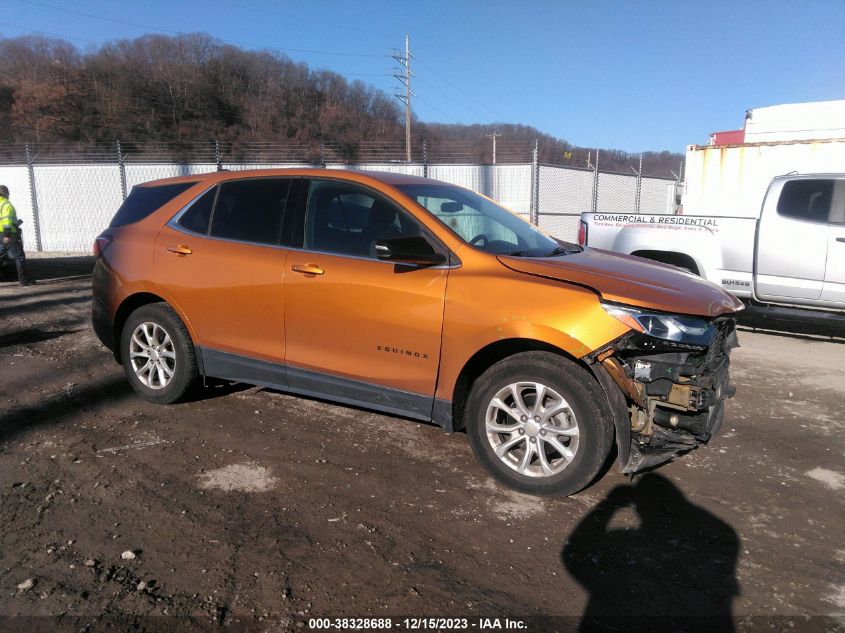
0,141 -> 680,253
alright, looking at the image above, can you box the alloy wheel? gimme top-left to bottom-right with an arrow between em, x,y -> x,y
129,322 -> 176,390
484,381 -> 580,477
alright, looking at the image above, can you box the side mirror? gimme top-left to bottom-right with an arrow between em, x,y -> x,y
374,236 -> 447,266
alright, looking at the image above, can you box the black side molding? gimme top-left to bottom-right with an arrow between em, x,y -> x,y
197,346 -> 451,430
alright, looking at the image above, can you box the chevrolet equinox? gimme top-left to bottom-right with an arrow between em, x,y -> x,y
92,169 -> 742,496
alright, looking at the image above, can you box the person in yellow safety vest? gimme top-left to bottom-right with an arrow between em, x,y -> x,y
0,185 -> 32,286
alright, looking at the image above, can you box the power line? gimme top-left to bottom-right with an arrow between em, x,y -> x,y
0,20 -> 106,45
17,0 -> 389,58
413,55 -> 507,122
0,23 -> 389,88
3,16 -> 501,137
4,14 -> 499,131
413,74 -> 493,124
412,94 -> 461,124
6,8 -> 509,132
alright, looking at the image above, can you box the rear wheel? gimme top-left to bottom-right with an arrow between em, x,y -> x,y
120,303 -> 198,404
466,351 -> 614,496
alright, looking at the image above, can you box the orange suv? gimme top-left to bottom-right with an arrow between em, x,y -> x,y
92,169 -> 742,496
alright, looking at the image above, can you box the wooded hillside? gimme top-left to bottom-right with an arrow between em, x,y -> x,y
0,33 -> 682,176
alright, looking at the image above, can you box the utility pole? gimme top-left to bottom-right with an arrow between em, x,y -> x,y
24,142 -> 43,252
486,130 -> 502,164
530,140 -> 540,225
392,35 -> 414,162
630,153 -> 643,213
116,139 -> 127,201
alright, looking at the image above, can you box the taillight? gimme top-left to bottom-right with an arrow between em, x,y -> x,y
93,234 -> 113,258
577,221 -> 588,247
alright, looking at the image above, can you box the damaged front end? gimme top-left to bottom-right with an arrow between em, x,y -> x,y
589,303 -> 739,474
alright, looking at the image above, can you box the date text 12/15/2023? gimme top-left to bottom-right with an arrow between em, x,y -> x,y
307,617 -> 528,630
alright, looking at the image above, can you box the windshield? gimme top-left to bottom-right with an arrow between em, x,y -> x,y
396,183 -> 574,257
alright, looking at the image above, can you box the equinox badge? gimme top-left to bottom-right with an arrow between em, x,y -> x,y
377,345 -> 429,360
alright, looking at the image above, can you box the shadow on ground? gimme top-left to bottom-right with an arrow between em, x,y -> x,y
191,378 -> 254,402
0,293 -> 90,319
0,328 -> 81,349
0,375 -> 133,444
0,255 -> 95,285
738,309 -> 845,341
562,473 -> 740,633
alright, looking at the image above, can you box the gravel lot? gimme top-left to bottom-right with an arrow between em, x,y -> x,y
0,256 -> 843,632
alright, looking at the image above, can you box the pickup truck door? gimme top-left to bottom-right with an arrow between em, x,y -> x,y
821,180 -> 845,305
755,178 -> 834,303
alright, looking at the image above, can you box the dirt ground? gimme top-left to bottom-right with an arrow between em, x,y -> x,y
0,255 -> 843,632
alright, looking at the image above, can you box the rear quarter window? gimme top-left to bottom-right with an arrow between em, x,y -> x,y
109,182 -> 196,227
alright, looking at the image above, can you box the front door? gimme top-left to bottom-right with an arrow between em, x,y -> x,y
283,178 -> 449,419
154,178 -> 293,364
755,178 -> 832,303
821,179 -> 845,305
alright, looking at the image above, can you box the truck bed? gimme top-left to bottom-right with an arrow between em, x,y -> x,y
581,212 -> 758,297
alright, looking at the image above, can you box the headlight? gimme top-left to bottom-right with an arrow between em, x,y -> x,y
602,303 -> 716,347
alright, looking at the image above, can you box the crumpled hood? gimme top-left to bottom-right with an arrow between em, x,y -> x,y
498,248 -> 743,317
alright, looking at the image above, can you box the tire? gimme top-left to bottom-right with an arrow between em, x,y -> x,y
466,351 -> 614,497
120,303 -> 198,404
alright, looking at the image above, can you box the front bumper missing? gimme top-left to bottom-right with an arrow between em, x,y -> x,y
590,318 -> 738,474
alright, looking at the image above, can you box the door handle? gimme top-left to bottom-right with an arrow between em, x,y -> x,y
167,245 -> 193,255
837,237 -> 845,243
291,263 -> 324,275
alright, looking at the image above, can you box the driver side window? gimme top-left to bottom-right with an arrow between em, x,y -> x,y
304,180 -> 421,258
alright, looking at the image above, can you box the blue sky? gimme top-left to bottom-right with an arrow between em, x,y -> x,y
2,0 -> 843,153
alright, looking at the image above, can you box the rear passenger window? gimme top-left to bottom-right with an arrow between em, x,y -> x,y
177,187 -> 217,235
110,182 -> 196,227
210,179 -> 292,245
777,179 -> 834,223
304,180 -> 421,258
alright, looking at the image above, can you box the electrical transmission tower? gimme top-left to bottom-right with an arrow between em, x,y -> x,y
391,35 -> 414,162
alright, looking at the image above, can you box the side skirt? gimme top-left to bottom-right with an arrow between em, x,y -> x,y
197,347 -> 453,430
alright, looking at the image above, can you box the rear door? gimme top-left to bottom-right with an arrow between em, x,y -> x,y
821,179 -> 845,305
755,178 -> 833,303
154,177 -> 293,366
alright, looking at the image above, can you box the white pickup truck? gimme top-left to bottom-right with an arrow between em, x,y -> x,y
579,173 -> 845,316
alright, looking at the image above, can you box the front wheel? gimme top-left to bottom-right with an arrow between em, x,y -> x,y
120,303 -> 198,404
466,351 -> 614,496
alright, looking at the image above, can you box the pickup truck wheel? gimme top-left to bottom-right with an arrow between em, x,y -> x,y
466,351 -> 613,496
120,303 -> 198,404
